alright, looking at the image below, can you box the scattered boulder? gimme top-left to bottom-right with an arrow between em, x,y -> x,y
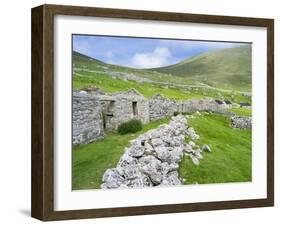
190,155 -> 200,166
202,144 -> 212,152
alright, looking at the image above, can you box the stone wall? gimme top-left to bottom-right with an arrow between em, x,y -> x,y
73,92 -> 105,145
149,96 -> 228,122
72,89 -> 242,146
178,98 -> 228,114
230,116 -> 252,129
101,115 -> 210,189
149,94 -> 177,121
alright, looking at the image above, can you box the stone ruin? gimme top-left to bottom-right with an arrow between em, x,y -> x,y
149,94 -> 177,121
101,115 -> 211,189
177,98 -> 229,114
98,89 -> 149,131
72,88 -> 249,145
72,92 -> 105,145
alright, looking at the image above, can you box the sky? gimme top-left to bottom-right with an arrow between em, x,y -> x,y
73,35 -> 244,69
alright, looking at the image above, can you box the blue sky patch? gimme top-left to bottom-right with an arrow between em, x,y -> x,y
73,35 -> 244,69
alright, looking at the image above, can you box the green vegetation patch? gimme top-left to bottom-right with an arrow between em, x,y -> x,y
117,119 -> 143,134
179,114 -> 252,184
229,107 -> 252,116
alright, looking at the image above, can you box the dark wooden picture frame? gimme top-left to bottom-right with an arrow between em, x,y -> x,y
31,4 -> 274,221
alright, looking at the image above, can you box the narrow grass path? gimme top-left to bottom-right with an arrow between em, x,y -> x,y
179,114 -> 252,184
72,118 -> 169,190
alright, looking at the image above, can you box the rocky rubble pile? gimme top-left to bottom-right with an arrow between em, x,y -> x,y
101,115 -> 210,189
231,115 -> 252,129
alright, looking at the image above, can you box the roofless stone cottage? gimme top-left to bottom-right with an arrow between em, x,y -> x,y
98,89 -> 149,131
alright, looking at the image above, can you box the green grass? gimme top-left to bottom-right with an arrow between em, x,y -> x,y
179,114 -> 252,184
73,50 -> 252,103
72,118 -> 169,190
154,45 -> 252,91
73,70 -> 251,103
229,107 -> 252,116
73,113 -> 252,189
73,71 -> 205,100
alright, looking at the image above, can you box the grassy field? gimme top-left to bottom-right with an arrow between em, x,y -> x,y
72,118 -> 169,190
179,113 -> 252,184
73,72 -> 204,100
73,70 -> 251,103
73,114 -> 252,190
229,107 -> 252,116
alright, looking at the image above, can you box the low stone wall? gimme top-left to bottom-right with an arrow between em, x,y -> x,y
149,94 -> 177,121
178,98 -> 228,114
231,115 -> 252,129
101,115 -> 210,189
73,92 -> 105,145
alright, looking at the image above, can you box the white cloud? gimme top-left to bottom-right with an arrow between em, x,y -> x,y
130,47 -> 171,69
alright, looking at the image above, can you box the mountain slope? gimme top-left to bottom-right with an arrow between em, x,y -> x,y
73,51 -> 107,65
72,50 -> 251,102
153,45 -> 252,91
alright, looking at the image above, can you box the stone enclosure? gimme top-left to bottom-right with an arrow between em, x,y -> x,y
73,89 -> 251,145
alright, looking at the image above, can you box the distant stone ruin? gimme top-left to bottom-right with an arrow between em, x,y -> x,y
72,89 -> 241,145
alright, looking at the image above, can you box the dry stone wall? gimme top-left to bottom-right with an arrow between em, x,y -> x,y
149,94 -> 177,121
73,92 -> 105,145
101,115 -> 210,189
178,98 -> 228,114
231,115 -> 252,129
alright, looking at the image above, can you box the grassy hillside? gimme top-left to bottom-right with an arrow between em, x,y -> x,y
154,45 -> 252,91
179,113 -> 252,184
72,51 -> 251,103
